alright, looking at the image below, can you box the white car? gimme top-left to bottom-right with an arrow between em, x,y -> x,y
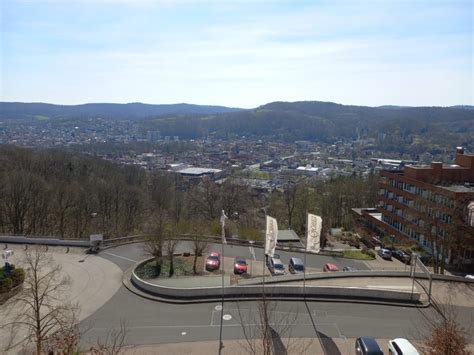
465,274 -> 474,279
388,338 -> 419,355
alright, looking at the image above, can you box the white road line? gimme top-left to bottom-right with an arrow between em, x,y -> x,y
366,285 -> 414,290
89,322 -> 336,330
102,252 -> 137,263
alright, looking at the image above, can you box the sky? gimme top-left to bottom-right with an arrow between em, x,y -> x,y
0,0 -> 472,108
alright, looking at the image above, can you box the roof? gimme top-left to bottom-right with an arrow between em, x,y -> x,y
436,184 -> 474,193
277,229 -> 301,242
177,167 -> 222,175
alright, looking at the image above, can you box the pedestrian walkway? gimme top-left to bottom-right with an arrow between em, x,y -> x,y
113,338 -> 474,355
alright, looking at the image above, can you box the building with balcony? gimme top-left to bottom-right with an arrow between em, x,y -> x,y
354,147 -> 474,270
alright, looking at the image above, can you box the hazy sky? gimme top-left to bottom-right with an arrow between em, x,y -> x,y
1,0 -> 472,108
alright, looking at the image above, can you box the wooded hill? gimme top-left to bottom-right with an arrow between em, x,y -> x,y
2,100 -> 473,152
0,102 -> 243,120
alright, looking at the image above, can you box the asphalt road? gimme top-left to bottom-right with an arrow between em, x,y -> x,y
79,242 -> 474,348
100,241 -> 369,273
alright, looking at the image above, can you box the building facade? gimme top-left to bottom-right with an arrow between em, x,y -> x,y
356,148 -> 474,270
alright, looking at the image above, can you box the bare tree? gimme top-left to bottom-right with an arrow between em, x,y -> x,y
90,319 -> 129,355
191,237 -> 209,275
417,294 -> 471,355
2,246 -> 78,354
237,298 -> 309,355
166,237 -> 180,278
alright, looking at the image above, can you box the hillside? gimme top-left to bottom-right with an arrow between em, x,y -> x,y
0,102 -> 244,120
142,101 -> 474,152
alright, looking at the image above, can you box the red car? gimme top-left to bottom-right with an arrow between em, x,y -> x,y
233,257 -> 247,274
205,251 -> 221,271
323,263 -> 339,272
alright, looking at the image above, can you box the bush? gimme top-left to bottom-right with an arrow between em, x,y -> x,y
10,268 -> 25,287
0,277 -> 13,294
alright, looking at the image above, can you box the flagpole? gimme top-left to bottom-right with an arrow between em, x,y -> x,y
218,211 -> 226,354
303,212 -> 308,301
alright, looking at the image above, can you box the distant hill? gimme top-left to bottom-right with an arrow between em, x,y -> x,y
1,100 -> 473,154
0,102 -> 244,120
142,100 -> 474,152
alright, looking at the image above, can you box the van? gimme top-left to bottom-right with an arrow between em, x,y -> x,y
355,337 -> 383,355
289,257 -> 305,274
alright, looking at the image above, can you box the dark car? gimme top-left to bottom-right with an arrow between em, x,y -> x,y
289,257 -> 305,274
392,250 -> 411,264
205,251 -> 221,271
233,257 -> 247,274
355,337 -> 383,355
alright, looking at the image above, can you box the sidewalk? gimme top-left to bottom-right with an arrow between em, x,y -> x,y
115,338 -> 474,355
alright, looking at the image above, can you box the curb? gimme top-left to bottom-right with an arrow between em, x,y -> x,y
122,263 -> 429,308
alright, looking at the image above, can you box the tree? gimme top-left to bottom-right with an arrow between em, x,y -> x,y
421,296 -> 470,355
166,239 -> 180,278
90,319 -> 129,355
2,246 -> 78,354
236,298 -> 308,355
191,235 -> 209,275
283,180 -> 300,229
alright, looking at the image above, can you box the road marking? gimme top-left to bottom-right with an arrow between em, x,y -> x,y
366,285 -> 414,290
102,252 -> 137,263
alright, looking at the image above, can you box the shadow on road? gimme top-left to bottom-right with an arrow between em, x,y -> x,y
304,301 -> 342,355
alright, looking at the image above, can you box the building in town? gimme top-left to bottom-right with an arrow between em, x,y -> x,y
354,147 -> 474,270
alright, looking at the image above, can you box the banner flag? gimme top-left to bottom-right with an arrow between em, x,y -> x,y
265,215 -> 278,257
220,210 -> 228,244
307,213 -> 322,253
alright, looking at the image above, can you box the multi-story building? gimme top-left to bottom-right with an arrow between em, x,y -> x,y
354,147 -> 474,270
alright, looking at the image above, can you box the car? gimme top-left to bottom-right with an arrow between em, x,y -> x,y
465,274 -> 474,280
268,254 -> 285,276
343,266 -> 357,272
205,251 -> 221,271
233,257 -> 247,274
378,248 -> 392,260
392,250 -> 411,264
289,257 -> 305,274
355,336 -> 383,355
388,338 -> 419,354
323,263 -> 339,272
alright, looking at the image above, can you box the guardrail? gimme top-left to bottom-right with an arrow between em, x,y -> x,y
0,235 -> 90,247
129,258 -> 422,304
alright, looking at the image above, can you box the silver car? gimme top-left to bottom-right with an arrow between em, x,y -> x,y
268,254 -> 285,276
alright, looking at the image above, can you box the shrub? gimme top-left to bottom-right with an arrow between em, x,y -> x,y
11,268 -> 25,287
0,277 -> 13,294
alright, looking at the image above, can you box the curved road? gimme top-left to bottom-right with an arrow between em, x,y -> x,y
79,242 -> 474,349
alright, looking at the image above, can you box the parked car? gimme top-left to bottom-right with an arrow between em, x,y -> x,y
323,263 -> 339,272
392,250 -> 410,264
268,254 -> 285,276
343,266 -> 357,272
377,248 -> 392,260
233,257 -> 247,274
205,251 -> 221,271
465,274 -> 474,280
388,338 -> 419,354
355,337 -> 383,355
289,257 -> 305,274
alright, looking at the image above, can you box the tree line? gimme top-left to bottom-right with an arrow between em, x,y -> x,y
0,145 -> 378,241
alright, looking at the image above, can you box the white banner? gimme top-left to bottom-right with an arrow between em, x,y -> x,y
220,210 -> 228,244
306,213 -> 322,253
265,215 -> 278,257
